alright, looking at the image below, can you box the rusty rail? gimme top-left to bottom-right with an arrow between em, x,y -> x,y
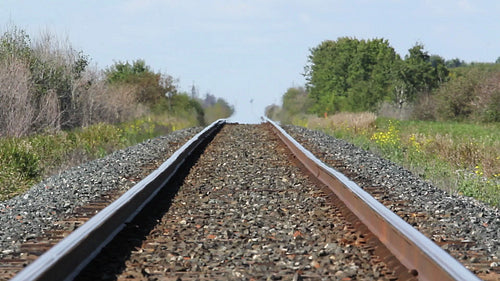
11,119 -> 226,281
265,117 -> 480,281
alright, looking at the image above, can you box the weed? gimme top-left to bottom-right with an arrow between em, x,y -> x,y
0,114 -> 199,201
294,113 -> 500,207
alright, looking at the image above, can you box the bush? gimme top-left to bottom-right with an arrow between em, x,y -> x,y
203,98 -> 234,123
0,140 -> 40,178
75,70 -> 142,126
428,66 -> 500,122
0,58 -> 34,137
0,26 -> 156,137
0,26 -> 88,135
0,117 -> 178,201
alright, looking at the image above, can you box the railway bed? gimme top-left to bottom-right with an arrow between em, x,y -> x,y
0,121 -> 498,280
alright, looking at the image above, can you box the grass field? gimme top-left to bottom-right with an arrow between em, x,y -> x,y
297,113 -> 500,207
0,115 -> 196,201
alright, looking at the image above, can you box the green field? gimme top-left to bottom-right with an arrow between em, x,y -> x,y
301,114 -> 500,207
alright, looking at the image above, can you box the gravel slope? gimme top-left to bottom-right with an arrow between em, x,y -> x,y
0,127 -> 201,258
284,125 -> 499,277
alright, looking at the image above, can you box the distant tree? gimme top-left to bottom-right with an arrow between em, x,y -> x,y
282,87 -> 312,116
105,60 -> 176,105
392,44 -> 448,106
202,93 -> 217,107
265,104 -> 281,120
203,96 -> 234,123
430,55 -> 449,83
446,58 -> 466,68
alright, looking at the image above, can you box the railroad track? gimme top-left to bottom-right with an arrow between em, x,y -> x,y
0,119 -> 494,280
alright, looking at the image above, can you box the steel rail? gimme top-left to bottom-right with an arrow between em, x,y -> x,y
265,117 -> 480,281
11,119 -> 226,281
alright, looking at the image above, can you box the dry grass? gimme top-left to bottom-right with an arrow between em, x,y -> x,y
307,112 -> 377,133
75,70 -> 142,126
0,59 -> 34,137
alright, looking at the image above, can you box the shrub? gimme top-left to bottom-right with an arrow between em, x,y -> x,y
0,58 -> 34,137
430,66 -> 500,122
0,140 -> 40,178
75,69 -> 141,126
0,26 -> 88,135
203,98 -> 234,124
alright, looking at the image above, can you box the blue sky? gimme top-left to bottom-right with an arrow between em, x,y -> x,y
2,0 -> 499,123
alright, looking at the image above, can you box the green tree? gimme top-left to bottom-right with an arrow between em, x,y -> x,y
446,58 -> 466,68
392,44 -> 448,107
0,26 -> 32,62
167,93 -> 205,126
305,37 -> 399,114
282,86 -> 312,115
203,97 -> 234,123
105,60 -> 176,105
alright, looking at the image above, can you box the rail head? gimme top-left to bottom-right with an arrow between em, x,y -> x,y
264,117 -> 480,281
11,119 -> 226,281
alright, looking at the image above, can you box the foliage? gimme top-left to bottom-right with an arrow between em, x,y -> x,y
105,59 -> 177,106
282,86 -> 312,116
293,114 -> 500,207
392,46 -> 448,108
0,26 -> 92,133
29,31 -> 90,129
304,38 -> 450,118
0,26 -> 32,61
0,25 -> 237,202
1,26 -> 232,138
0,115 -> 198,201
265,87 -> 313,124
266,87 -> 313,124
280,36 -> 498,124
413,64 -> 500,122
152,93 -> 206,126
305,37 -> 400,114
265,104 -> 281,121
202,94 -> 234,124
105,61 -> 236,126
0,26 -> 236,201
445,58 -> 466,68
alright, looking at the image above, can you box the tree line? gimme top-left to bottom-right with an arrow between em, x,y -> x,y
0,26 -> 234,138
268,37 -> 499,123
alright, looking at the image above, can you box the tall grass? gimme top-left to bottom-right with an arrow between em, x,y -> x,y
0,116 -> 197,201
298,113 -> 500,207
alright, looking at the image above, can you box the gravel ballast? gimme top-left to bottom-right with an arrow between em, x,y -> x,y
0,127 -> 201,258
80,124 -> 398,280
284,125 -> 499,278
1,122 -> 498,280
